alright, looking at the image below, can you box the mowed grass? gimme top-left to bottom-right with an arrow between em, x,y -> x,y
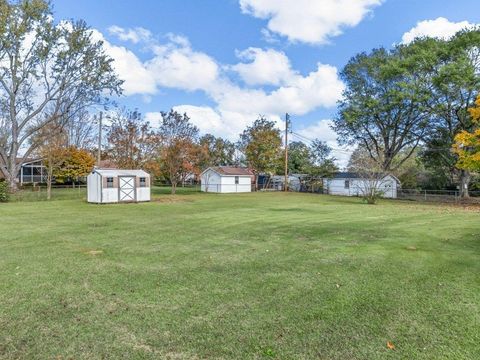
0,189 -> 479,359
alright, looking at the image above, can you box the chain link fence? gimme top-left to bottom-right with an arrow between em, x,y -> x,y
11,184 -> 87,202
398,189 -> 480,203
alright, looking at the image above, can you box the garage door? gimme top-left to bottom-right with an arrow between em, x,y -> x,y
119,176 -> 136,202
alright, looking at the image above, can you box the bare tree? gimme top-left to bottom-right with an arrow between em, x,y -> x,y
65,108 -> 97,149
348,149 -> 389,204
0,1 -> 122,191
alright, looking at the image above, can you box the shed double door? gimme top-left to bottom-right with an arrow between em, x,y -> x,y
118,176 -> 136,202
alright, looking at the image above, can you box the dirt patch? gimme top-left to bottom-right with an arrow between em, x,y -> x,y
83,250 -> 103,256
152,197 -> 195,204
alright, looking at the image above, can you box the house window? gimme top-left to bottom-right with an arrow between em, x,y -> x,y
344,180 -> 350,189
140,177 -> 147,187
235,176 -> 239,184
106,177 -> 114,188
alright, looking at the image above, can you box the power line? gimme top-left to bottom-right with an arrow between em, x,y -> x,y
290,132 -> 353,154
291,131 -> 459,154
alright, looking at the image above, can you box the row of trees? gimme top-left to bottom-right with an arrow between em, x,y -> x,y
0,0 -> 335,197
334,28 -> 480,197
103,111 -> 335,193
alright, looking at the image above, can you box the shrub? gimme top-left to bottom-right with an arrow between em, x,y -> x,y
0,180 -> 9,202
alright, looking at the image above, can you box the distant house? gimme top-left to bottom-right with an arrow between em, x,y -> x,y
87,168 -> 151,203
18,159 -> 47,184
201,166 -> 254,193
0,158 -> 47,184
323,172 -> 400,198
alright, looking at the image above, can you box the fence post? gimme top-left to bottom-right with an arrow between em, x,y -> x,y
424,190 -> 427,201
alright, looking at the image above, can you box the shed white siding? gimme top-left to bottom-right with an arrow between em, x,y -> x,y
87,172 -> 101,203
324,175 -> 398,199
87,169 -> 151,203
200,168 -> 252,193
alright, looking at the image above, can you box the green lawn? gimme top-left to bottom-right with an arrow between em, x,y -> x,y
0,190 -> 479,359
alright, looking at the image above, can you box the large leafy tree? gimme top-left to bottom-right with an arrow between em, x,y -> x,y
288,141 -> 311,174
106,108 -> 160,174
413,30 -> 480,197
0,0 -> 122,190
333,47 -> 431,172
288,139 -> 337,176
158,110 -> 201,194
308,139 -> 337,176
199,134 -> 236,168
238,117 -> 282,187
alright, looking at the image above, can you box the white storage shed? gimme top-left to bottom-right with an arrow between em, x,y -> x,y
87,168 -> 151,203
201,166 -> 254,193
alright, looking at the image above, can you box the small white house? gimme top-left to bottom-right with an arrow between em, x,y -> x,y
201,166 -> 253,193
323,172 -> 400,199
87,168 -> 151,204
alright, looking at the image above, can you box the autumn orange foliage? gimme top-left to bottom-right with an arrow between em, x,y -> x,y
452,95 -> 480,172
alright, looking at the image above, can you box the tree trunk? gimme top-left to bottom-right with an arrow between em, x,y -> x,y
47,178 -> 52,200
46,168 -> 53,200
171,182 -> 176,195
5,159 -> 19,192
460,170 -> 470,199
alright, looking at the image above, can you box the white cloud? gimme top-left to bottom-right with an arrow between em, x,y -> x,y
91,29 -> 157,95
401,17 -> 476,44
146,39 -> 220,92
296,120 -> 351,168
172,106 -> 283,141
144,111 -> 163,128
108,25 -> 152,44
239,0 -> 383,45
172,106 -> 223,133
94,27 -> 345,152
231,47 -> 296,86
215,63 -> 344,115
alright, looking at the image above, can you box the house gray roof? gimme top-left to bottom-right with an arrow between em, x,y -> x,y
327,172 -> 401,183
331,172 -> 359,179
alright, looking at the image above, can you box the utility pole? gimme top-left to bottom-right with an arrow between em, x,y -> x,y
97,111 -> 103,166
284,113 -> 290,192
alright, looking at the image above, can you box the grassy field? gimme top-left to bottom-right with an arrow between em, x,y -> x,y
0,189 -> 479,359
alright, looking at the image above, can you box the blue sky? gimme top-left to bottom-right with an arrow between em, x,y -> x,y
53,0 -> 480,165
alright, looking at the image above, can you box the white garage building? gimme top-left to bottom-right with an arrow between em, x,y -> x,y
87,168 -> 151,203
201,166 -> 253,193
323,172 -> 400,198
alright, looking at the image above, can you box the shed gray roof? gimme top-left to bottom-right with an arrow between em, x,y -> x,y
204,166 -> 254,176
92,168 -> 150,177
